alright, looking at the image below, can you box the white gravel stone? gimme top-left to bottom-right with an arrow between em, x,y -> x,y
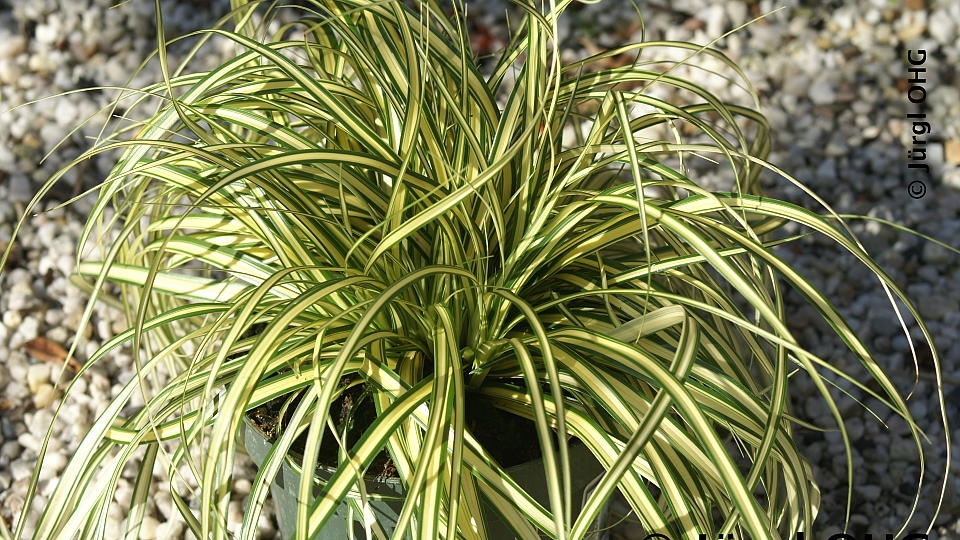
889,438 -> 918,462
155,519 -> 184,539
808,79 -> 837,105
0,34 -> 26,58
138,515 -> 160,539
37,452 -> 66,482
10,460 -> 33,482
929,12 -> 957,45
31,383 -> 58,409
26,364 -> 50,394
861,484 -> 883,501
725,2 -> 748,27
3,309 -> 22,328
919,296 -> 958,320
8,173 -> 32,203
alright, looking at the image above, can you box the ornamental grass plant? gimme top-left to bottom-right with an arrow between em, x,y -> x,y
0,0 -> 951,538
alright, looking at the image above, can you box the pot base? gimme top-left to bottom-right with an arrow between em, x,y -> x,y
240,417 -> 608,539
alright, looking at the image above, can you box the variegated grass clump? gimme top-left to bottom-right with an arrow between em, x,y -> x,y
1,0 -> 948,539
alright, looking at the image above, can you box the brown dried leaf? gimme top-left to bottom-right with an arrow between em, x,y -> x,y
24,337 -> 82,372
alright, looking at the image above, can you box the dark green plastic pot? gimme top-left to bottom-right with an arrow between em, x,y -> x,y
240,417 -> 609,539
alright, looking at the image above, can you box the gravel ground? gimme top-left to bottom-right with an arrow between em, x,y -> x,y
0,0 -> 958,539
